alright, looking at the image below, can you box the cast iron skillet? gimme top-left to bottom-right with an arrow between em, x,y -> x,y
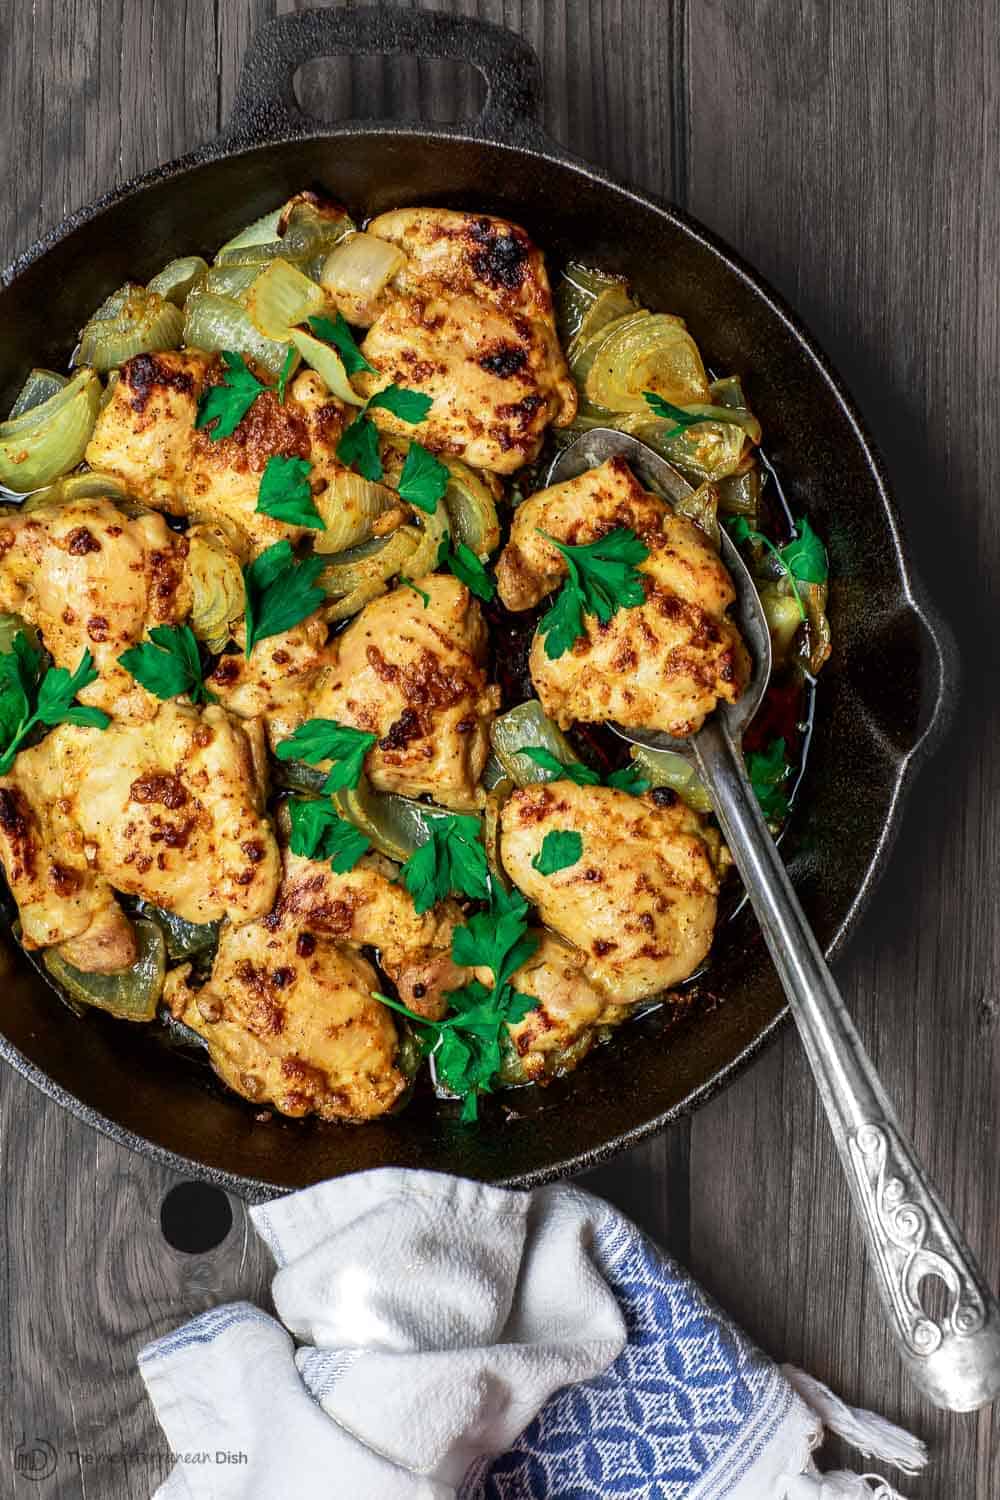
0,7 -> 956,1195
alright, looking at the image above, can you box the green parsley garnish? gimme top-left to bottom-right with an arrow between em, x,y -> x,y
725,515 -> 828,622
337,385 -> 435,484
536,527 -> 649,660
531,829 -> 583,876
242,541 -> 327,658
643,390 -> 706,438
376,886 -> 540,1120
287,797 -> 371,874
399,575 -> 430,608
746,737 -> 792,821
276,346 -> 297,404
606,763 -> 652,795
397,442 -> 449,515
399,814 -> 490,915
195,352 -> 266,440
307,312 -> 375,376
0,635 -> 110,773
256,455 -> 324,530
118,625 -> 216,706
275,719 -> 377,793
437,537 -> 495,602
515,746 -> 600,787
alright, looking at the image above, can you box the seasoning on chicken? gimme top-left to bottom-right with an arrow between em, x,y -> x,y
0,495 -> 191,721
496,456 -> 750,738
351,208 -> 577,473
0,704 -> 280,956
85,353 -> 349,554
206,612 -> 331,749
500,781 -> 725,1002
311,575 -> 500,811
274,849 -> 467,1017
165,926 -> 405,1122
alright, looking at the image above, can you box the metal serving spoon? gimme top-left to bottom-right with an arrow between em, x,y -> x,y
548,429 -> 1000,1413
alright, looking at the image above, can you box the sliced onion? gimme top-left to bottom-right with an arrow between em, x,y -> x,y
313,470 -> 397,554
244,257 -> 327,340
215,207 -> 283,259
557,261 -> 631,341
401,503 -> 449,579
203,264 -> 261,300
584,312 -> 711,412
23,469 -> 132,510
324,576 -> 393,623
187,523 -> 246,652
43,917 -> 165,1021
490,701 -> 590,786
334,774 -> 461,863
566,282 -> 637,363
77,285 -> 184,372
320,529 -> 420,597
673,479 -> 721,548
0,368 -> 101,491
320,232 -> 405,326
147,255 -> 209,305
716,463 -> 761,523
279,196 -> 355,263
288,326 -> 365,407
628,745 -> 712,814
442,459 -> 500,559
182,292 -> 291,377
9,369 -> 68,420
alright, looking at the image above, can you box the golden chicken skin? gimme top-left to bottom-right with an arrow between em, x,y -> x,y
0,704 -> 280,965
207,612 -> 331,748
351,208 -> 577,473
165,925 -> 405,1122
85,353 -> 350,554
496,457 -> 750,739
311,575 -> 501,811
500,781 -> 724,1002
273,849 -> 467,1017
0,495 -> 191,722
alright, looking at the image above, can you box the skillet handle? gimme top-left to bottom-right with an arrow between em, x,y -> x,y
227,5 -> 546,152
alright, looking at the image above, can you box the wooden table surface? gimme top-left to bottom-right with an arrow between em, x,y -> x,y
1,1 -> 997,1495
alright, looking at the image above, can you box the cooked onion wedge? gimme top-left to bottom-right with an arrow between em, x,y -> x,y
320,232 -> 405,326
77,284 -> 184,372
43,918 -> 165,1022
491,701 -> 590,786
288,326 -> 365,407
0,368 -> 101,491
244,257 -> 327,340
182,292 -> 291,377
334,774 -> 474,864
147,255 -> 209,305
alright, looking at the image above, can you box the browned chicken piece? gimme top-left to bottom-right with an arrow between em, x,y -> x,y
0,495 -> 191,722
164,926 -> 405,1122
274,849 -> 467,1017
489,929 -> 628,1083
352,208 -> 577,474
500,781 -> 724,1002
85,352 -> 350,554
496,457 -> 750,738
310,575 -> 500,811
0,775 -> 136,971
0,705 -> 279,956
206,612 -> 330,748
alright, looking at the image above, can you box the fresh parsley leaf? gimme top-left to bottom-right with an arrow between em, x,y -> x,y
746,736 -> 792,821
195,351 -> 266,441
118,625 -> 215,705
531,829 -> 583,876
606,763 -> 651,795
276,345 -> 297,404
287,797 -> 371,874
399,575 -> 430,608
438,538 -> 495,602
724,515 -> 819,622
275,719 -> 377,793
337,412 -> 383,482
307,312 -> 375,376
400,815 -> 490,915
0,638 -> 109,773
536,527 -> 649,660
643,390 -> 706,438
367,384 -> 433,424
242,541 -> 327,658
515,745 -> 600,787
397,442 -> 449,515
780,517 -> 828,584
256,455 -> 324,530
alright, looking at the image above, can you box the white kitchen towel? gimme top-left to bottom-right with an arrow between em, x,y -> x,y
139,1169 -> 927,1499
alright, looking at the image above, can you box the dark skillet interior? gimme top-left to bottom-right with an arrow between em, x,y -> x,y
0,132 -> 944,1193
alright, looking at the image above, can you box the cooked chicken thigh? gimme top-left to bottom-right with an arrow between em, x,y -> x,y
0,704 -> 279,959
0,495 -> 191,721
275,849 -> 467,1017
352,209 -> 577,473
165,926 -> 405,1121
86,353 -> 349,554
500,781 -> 724,1002
496,457 -> 750,738
207,612 -> 330,748
495,929 -> 628,1083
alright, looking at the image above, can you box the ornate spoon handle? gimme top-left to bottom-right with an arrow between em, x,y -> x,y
692,715 -> 1000,1411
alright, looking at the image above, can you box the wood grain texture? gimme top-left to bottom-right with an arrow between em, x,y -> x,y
0,0 -> 996,1494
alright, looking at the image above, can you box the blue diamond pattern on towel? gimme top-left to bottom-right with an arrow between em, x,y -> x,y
460,1214 -> 788,1500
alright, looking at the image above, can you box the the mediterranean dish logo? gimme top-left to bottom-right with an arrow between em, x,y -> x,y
13,1438 -> 248,1482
